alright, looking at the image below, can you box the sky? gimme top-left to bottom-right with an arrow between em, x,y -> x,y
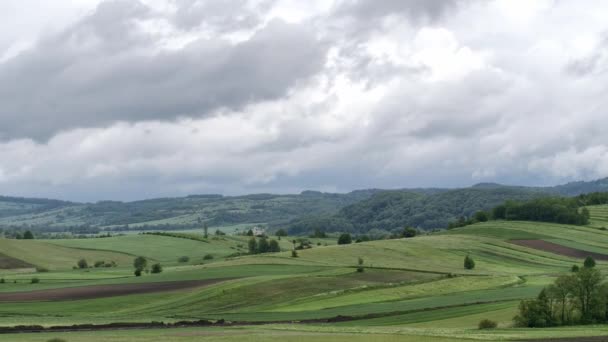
0,0 -> 608,202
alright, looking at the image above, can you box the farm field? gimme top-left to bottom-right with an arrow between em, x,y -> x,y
1,206 -> 608,340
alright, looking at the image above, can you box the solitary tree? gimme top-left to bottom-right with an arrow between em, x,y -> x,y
268,239 -> 280,253
77,258 -> 88,269
276,229 -> 287,237
464,254 -> 475,270
134,256 -> 148,273
357,257 -> 364,273
23,231 -> 34,239
584,256 -> 596,268
338,233 -> 352,245
246,229 -> 254,236
258,237 -> 270,253
151,263 -> 163,274
203,222 -> 209,239
248,237 -> 258,254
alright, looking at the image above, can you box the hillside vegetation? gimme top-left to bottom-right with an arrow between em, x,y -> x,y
0,178 -> 607,235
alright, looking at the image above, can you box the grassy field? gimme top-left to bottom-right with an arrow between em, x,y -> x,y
1,208 -> 608,340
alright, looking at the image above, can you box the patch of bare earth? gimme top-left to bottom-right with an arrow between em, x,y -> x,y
0,253 -> 34,269
510,240 -> 608,260
0,279 -> 227,302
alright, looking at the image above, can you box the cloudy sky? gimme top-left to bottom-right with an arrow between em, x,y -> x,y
0,0 -> 607,201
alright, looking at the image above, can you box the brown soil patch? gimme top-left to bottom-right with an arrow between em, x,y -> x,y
0,253 -> 34,269
0,279 -> 226,302
510,240 -> 608,260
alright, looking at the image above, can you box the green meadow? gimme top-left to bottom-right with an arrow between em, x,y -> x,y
1,206 -> 608,341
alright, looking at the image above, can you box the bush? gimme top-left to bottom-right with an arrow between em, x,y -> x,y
478,319 -> 497,329
337,233 -> 352,245
178,256 -> 190,263
357,257 -> 364,273
134,269 -> 142,277
584,256 -> 596,268
571,264 -> 580,272
151,263 -> 163,274
47,339 -> 67,342
36,266 -> 49,273
403,227 -> 417,238
77,258 -> 88,269
291,250 -> 298,258
464,255 -> 475,270
94,260 -> 105,268
0,278 -> 5,284
31,277 -> 40,284
203,254 -> 214,260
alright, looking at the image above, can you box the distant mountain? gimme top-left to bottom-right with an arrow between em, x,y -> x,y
0,178 -> 607,234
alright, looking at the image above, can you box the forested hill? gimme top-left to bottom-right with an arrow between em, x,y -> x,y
0,177 -> 607,234
286,178 -> 608,235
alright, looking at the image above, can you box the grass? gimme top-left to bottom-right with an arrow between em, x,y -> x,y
2,210 -> 608,340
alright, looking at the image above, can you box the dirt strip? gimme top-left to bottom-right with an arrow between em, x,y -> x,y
510,239 -> 608,260
0,279 -> 228,302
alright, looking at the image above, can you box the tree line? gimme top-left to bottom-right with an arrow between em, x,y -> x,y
514,257 -> 608,327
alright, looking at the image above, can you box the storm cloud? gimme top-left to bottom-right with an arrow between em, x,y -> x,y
0,0 -> 607,201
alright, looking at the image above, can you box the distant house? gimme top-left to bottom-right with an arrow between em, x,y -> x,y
252,226 -> 266,236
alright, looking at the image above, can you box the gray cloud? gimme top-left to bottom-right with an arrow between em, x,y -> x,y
0,0 -> 326,140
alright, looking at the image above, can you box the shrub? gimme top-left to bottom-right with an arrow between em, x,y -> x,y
31,277 -> 40,284
584,256 -> 596,268
403,227 -> 417,238
268,239 -> 280,253
464,255 -> 475,270
337,233 -> 352,245
0,278 -> 5,284
151,263 -> 163,274
178,256 -> 190,263
94,260 -> 105,268
47,339 -> 67,342
571,265 -> 580,272
77,258 -> 88,269
36,266 -> 49,273
203,254 -> 214,260
291,250 -> 298,258
134,269 -> 142,277
478,319 -> 497,329
357,257 -> 364,273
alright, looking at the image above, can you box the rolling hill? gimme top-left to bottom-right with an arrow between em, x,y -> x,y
1,178 -> 608,235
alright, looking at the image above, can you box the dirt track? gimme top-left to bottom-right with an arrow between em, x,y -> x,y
0,279 -> 226,302
510,240 -> 608,260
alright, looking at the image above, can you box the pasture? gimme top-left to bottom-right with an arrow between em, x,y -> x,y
1,206 -> 608,340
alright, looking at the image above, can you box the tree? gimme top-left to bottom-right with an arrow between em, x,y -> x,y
203,222 -> 208,239
133,256 -> 147,273
357,257 -> 364,273
464,254 -> 475,270
151,263 -> 163,274
571,266 -> 603,321
291,250 -> 298,258
478,319 -> 497,329
77,258 -> 88,269
134,269 -> 142,277
571,265 -> 580,272
474,211 -> 489,222
338,233 -> 352,245
248,237 -> 258,254
403,227 -> 417,238
276,229 -> 288,237
246,229 -> 254,236
548,275 -> 574,324
258,237 -> 270,253
23,231 -> 34,239
584,256 -> 596,268
268,239 -> 280,253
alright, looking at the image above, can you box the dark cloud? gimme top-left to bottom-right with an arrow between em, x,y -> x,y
334,0 -> 469,24
0,0 -> 327,140
173,0 -> 274,31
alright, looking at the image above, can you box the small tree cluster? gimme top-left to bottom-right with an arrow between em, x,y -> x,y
514,260 -> 607,327
248,237 -> 281,254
